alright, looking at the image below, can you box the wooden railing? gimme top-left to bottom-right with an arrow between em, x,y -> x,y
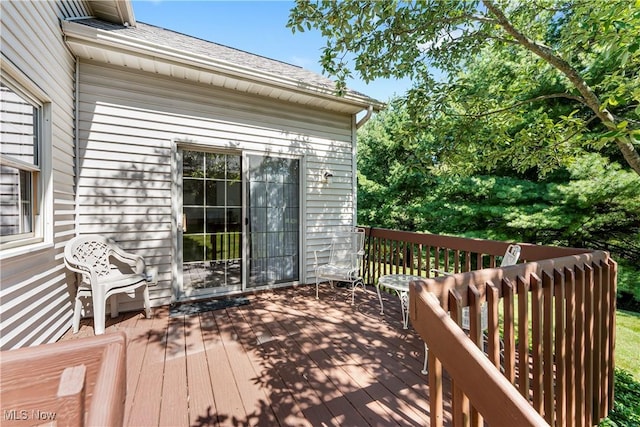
360,227 -> 616,427
1,332 -> 127,426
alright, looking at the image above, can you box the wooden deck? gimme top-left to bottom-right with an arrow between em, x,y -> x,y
60,285 -> 448,426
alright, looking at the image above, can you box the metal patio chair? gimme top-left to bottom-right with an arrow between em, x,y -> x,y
64,235 -> 155,335
314,227 -> 366,305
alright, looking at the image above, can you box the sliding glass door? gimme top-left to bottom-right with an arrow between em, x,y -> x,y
178,149 -> 300,297
247,155 -> 299,288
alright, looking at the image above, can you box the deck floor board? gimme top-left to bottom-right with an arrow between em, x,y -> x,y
61,285 -> 445,426
184,314 -> 218,426
159,316 -> 189,427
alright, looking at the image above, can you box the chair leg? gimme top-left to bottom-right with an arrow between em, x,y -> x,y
422,343 -> 429,375
143,284 -> 151,318
376,284 -> 385,315
351,282 -> 356,305
398,290 -> 410,329
92,292 -> 106,335
350,280 -> 364,305
316,277 -> 320,300
110,294 -> 119,318
72,296 -> 83,334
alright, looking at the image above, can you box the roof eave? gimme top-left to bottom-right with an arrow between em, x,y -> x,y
62,20 -> 384,114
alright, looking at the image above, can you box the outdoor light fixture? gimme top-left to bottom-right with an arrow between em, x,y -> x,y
322,170 -> 334,184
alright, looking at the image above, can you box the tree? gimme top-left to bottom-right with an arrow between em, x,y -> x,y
357,108 -> 640,281
288,0 -> 640,176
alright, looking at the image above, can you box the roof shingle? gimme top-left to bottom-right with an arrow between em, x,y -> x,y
74,19 -> 372,99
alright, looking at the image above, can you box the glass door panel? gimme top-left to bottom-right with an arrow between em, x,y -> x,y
182,151 -> 242,293
247,155 -> 299,287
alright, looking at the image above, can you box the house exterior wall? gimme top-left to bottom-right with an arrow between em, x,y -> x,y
0,1 -> 90,350
77,60 -> 357,310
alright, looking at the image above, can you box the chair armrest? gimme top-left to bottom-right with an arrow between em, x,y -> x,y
143,266 -> 158,286
350,252 -> 364,269
430,268 -> 453,276
64,256 -> 90,276
313,245 -> 332,266
64,257 -> 99,288
109,245 -> 145,274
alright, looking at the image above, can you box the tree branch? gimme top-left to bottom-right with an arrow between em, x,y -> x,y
482,0 -> 640,175
548,115 -> 598,149
454,93 -> 587,118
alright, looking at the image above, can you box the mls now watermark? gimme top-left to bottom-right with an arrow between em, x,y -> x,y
4,409 -> 57,422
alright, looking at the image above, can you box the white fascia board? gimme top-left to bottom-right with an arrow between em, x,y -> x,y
61,20 -> 383,113
116,0 -> 137,27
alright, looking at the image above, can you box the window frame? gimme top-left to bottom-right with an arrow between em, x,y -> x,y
0,60 -> 52,253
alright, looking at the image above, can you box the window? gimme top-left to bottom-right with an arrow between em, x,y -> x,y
0,80 -> 41,244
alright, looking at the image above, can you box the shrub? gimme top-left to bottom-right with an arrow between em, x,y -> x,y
601,368 -> 640,426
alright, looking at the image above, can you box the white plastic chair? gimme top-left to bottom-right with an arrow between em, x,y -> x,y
460,244 -> 521,330
422,244 -> 521,373
64,235 -> 155,335
314,227 -> 366,305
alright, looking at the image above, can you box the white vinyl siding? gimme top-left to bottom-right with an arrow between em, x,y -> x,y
77,61 -> 357,309
0,0 -> 87,350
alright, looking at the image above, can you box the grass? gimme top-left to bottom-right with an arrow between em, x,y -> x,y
615,310 -> 640,381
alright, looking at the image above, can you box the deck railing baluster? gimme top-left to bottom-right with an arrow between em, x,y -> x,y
575,265 -> 586,425
565,267 -> 577,426
542,271 -> 554,425
530,273 -> 544,415
516,275 -> 530,400
584,264 -> 595,427
554,268 -> 567,427
592,261 -> 604,420
486,281 -> 500,368
502,278 -> 516,383
606,259 -> 617,413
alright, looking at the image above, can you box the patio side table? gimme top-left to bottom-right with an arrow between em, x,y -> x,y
377,273 -> 429,374
376,274 -> 424,329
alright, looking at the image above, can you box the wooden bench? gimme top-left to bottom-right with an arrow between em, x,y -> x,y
1,332 -> 127,427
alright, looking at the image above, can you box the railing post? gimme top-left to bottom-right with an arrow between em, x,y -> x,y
448,288 -> 470,427
468,284 -> 483,427
606,259 -> 617,413
429,352 -> 444,427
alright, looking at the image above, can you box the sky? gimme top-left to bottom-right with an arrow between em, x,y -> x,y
130,0 -> 413,103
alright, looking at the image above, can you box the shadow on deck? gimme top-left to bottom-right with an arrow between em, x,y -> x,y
60,285 -> 449,426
